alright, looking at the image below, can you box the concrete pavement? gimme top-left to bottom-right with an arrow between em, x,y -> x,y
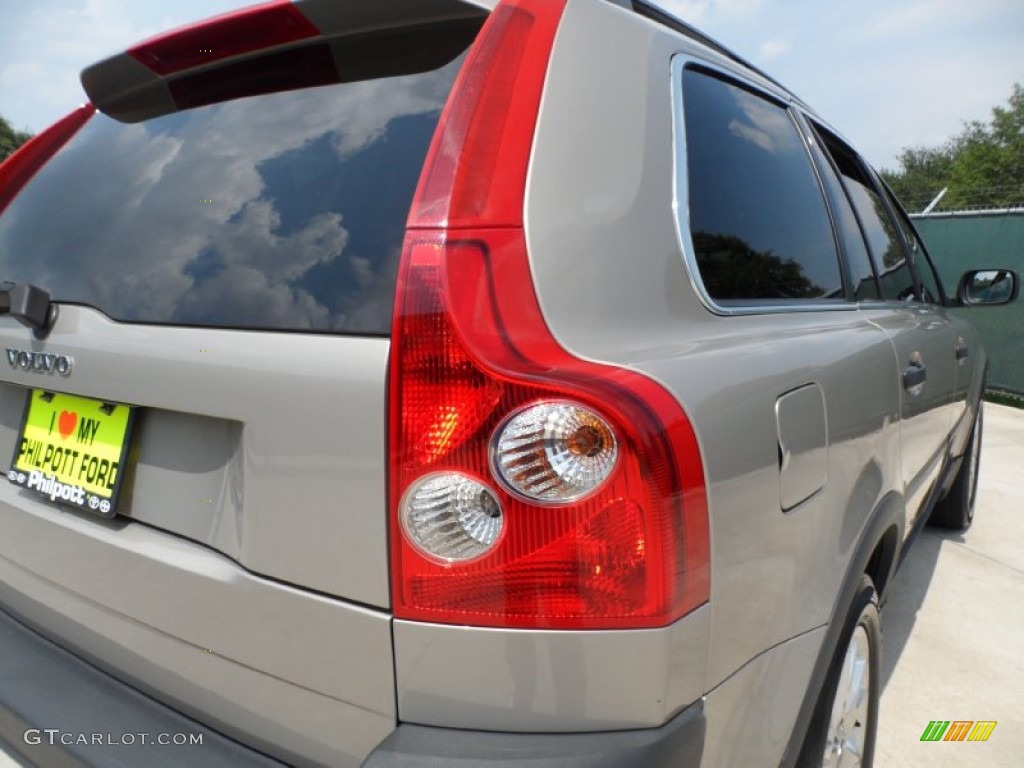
876,402 -> 1024,767
2,405 -> 1021,767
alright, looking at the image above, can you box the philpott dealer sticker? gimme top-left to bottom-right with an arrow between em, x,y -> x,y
8,390 -> 134,516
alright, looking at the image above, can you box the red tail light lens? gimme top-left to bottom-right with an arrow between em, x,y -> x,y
389,0 -> 709,630
391,230 -> 709,629
408,0 -> 555,229
0,104 -> 95,216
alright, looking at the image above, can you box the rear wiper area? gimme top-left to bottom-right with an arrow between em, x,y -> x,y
0,281 -> 59,338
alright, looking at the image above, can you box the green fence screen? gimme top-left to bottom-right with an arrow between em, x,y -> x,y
913,211 -> 1024,395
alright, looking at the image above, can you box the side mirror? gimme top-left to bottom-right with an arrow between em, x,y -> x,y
956,269 -> 1019,307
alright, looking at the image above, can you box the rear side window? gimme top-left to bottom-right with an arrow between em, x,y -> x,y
682,69 -> 842,304
814,128 -> 915,302
0,24 -> 479,335
804,127 -> 880,301
882,185 -> 944,303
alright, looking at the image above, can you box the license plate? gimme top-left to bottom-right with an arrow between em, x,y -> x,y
8,390 -> 135,517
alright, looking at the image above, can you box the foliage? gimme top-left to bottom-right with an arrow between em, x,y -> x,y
985,389 -> 1024,410
692,232 -> 820,299
0,114 -> 33,162
881,83 -> 1024,213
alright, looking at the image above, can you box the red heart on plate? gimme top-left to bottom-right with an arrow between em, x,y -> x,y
58,411 -> 77,440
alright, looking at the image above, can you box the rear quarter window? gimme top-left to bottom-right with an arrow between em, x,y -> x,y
0,26 -> 477,335
682,68 -> 843,305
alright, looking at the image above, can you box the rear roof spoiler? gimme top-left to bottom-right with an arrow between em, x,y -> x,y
81,0 -> 489,123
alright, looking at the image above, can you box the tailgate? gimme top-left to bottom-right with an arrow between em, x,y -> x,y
0,0 -> 486,606
0,316 -> 391,604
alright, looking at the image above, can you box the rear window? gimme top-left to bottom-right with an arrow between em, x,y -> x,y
0,26 -> 478,335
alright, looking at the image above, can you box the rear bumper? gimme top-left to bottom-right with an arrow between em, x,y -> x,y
2,603 -> 705,768
0,493 -> 395,767
0,607 -> 283,768
362,705 -> 705,767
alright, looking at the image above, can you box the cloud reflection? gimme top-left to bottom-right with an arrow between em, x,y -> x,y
0,59 -> 460,333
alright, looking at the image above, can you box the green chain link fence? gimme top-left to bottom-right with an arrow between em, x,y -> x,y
913,210 -> 1024,397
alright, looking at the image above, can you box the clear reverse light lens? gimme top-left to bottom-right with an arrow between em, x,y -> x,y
401,473 -> 503,562
491,401 -> 618,503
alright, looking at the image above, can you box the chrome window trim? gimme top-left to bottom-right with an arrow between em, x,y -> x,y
669,55 -> 857,316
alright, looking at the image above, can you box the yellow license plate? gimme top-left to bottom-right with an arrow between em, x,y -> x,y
8,390 -> 135,516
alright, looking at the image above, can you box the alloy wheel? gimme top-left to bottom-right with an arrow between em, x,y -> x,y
822,624 -> 871,767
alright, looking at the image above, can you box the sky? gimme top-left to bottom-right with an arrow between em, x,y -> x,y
1,0 -> 1022,171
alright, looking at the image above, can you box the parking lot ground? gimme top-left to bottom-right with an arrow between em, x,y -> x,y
877,402 -> 1024,767
2,405 -> 1021,768
0,742 -> 18,766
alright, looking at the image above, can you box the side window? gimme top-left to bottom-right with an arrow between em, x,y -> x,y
682,69 -> 843,303
814,128 -> 914,302
803,125 -> 880,301
882,186 -> 944,304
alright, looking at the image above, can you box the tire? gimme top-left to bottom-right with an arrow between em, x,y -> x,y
798,575 -> 881,768
930,401 -> 983,530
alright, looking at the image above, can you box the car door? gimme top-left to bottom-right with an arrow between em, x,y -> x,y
884,188 -> 974,435
810,124 -> 957,535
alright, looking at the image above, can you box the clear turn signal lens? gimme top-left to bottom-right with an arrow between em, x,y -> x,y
401,473 -> 503,562
491,401 -> 618,503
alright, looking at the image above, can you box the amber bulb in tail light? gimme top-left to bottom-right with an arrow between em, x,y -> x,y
490,401 -> 618,503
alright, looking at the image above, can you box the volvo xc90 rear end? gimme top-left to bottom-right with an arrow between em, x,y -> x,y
1,1 -> 1015,766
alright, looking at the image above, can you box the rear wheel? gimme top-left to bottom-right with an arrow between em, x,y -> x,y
930,401 -> 983,530
798,575 -> 880,768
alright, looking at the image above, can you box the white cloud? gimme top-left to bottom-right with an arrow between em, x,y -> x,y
757,38 -> 789,62
0,0 -> 244,132
865,0 -> 1019,38
0,59 -> 455,330
713,0 -> 769,17
865,1 -> 939,38
3,0 -> 1024,174
665,0 -> 1024,168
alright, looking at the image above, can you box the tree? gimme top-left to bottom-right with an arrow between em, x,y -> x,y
692,231 -> 821,299
883,145 -> 954,212
882,83 -> 1024,212
0,114 -> 33,162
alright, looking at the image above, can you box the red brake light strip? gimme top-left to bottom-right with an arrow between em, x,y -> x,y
127,0 -> 320,76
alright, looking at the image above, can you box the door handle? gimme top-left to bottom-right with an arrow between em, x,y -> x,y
903,363 -> 927,391
955,344 -> 970,362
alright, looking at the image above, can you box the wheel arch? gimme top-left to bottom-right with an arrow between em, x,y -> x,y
864,522 -> 900,602
780,490 -> 904,766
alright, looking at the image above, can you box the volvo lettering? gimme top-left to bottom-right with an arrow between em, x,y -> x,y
5,348 -> 73,376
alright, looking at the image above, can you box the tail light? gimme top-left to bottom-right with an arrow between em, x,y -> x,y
491,401 -> 619,503
389,0 -> 709,629
0,104 -> 95,215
